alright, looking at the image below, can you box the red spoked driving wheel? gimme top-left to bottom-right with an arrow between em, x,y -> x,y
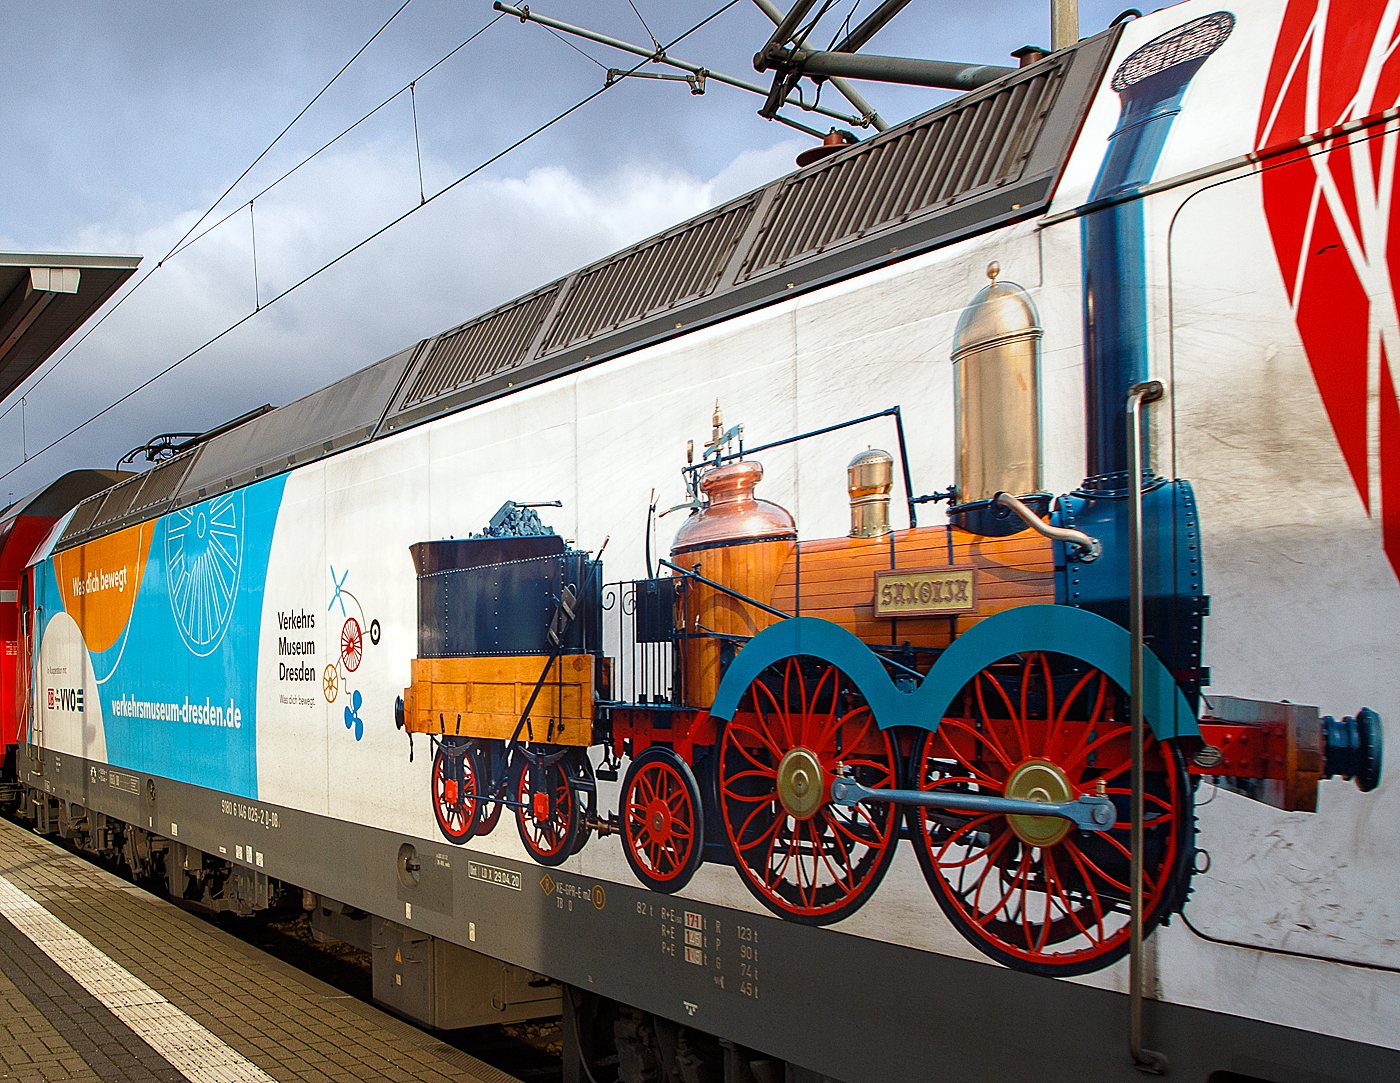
719,657 -> 900,925
515,751 -> 581,866
621,746 -> 704,893
907,651 -> 1191,975
431,740 -> 481,844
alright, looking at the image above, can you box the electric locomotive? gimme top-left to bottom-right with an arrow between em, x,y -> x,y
10,3 -> 1400,1075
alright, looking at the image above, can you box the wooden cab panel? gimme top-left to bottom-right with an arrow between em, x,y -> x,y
769,526 -> 1055,650
403,653 -> 595,746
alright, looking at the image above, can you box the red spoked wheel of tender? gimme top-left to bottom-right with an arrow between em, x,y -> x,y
718,656 -> 900,925
515,751 -> 581,866
907,651 -> 1192,976
473,740 -> 505,836
340,618 -> 363,672
431,741 -> 481,844
621,746 -> 705,893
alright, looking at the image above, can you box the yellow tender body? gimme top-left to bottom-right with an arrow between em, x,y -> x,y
402,654 -> 595,746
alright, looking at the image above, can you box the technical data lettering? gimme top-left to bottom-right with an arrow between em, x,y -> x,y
552,878 -> 604,913
639,903 -> 752,995
468,860 -> 522,891
219,798 -> 280,829
733,921 -> 759,1000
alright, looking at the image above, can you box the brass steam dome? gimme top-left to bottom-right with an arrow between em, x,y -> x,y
950,261 -> 1044,507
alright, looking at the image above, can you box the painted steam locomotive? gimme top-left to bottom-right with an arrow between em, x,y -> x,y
387,11 -> 1391,979
398,254 -> 1382,978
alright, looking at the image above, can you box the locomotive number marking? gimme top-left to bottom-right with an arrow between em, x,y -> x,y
873,565 -> 977,617
220,798 -> 280,829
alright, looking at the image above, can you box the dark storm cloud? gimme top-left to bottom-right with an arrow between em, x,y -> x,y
0,0 -> 1133,497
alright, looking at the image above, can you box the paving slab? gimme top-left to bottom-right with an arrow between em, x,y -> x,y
0,818 -> 520,1083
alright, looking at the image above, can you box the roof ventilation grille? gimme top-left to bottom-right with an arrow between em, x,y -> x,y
400,283 -> 562,411
739,63 -> 1064,280
540,196 -> 758,354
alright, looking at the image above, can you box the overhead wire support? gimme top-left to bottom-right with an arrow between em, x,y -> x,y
753,0 -> 1012,101
492,2 -> 868,128
249,202 -> 261,311
605,68 -> 707,94
828,0 -> 914,55
750,0 -> 887,130
767,112 -> 826,137
627,0 -> 662,52
411,83 -> 426,205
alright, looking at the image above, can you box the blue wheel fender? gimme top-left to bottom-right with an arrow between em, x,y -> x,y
708,606 -> 1199,742
708,617 -> 914,727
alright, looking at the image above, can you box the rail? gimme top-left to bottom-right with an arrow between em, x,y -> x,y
602,579 -> 678,706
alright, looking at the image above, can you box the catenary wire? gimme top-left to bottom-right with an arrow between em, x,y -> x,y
627,0 -> 662,50
165,0 -> 416,261
829,0 -> 863,49
0,0 -> 430,425
545,25 -> 613,69
0,0 -> 743,484
167,12 -> 505,261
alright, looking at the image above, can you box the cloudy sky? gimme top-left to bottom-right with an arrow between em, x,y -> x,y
0,0 -> 1135,499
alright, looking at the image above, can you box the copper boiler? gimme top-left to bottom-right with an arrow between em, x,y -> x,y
671,460 -> 795,707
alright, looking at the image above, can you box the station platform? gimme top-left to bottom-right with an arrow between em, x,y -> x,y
0,817 -> 520,1083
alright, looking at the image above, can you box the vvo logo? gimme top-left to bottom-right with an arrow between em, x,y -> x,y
47,687 -> 84,713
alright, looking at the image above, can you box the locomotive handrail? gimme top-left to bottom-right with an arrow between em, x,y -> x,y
682,406 -> 921,528
657,559 -> 790,620
510,541 -> 608,746
993,491 -> 1101,562
1127,379 -> 1167,1075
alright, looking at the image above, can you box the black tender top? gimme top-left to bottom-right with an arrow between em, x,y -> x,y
411,535 -> 566,576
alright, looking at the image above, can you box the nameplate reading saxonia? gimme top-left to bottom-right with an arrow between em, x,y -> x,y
873,566 -> 977,617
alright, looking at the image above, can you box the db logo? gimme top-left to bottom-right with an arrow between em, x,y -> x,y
48,688 -> 83,713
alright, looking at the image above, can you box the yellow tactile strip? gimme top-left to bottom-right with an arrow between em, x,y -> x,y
0,818 -> 520,1083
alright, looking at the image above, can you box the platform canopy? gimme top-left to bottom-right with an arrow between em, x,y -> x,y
0,251 -> 140,403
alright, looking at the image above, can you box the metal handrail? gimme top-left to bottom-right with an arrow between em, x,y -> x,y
1127,380 -> 1168,1075
658,559 -> 790,620
993,492 -> 1101,562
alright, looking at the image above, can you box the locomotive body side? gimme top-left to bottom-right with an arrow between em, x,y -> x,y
12,1 -> 1400,1078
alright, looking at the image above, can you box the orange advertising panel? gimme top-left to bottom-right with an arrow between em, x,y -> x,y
53,521 -> 155,653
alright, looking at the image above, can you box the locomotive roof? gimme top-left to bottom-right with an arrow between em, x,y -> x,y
52,27 -> 1119,554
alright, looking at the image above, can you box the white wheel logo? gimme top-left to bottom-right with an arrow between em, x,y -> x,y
165,491 -> 244,656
